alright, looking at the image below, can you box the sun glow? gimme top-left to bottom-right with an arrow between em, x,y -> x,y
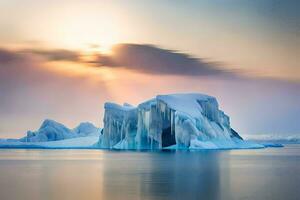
59,19 -> 118,54
44,61 -> 117,82
36,3 -> 124,55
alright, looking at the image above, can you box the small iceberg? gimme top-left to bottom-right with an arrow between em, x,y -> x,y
0,120 -> 101,149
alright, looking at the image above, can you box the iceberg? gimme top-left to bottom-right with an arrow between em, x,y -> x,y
20,119 -> 73,142
19,119 -> 101,142
0,94 -> 273,150
0,119 -> 101,148
97,93 -> 263,150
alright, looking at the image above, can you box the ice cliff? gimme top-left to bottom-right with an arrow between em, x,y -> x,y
97,93 -> 262,149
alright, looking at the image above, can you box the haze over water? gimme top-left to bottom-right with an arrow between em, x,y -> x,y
0,145 -> 299,200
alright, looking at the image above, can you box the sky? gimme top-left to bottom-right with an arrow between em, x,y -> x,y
0,0 -> 299,138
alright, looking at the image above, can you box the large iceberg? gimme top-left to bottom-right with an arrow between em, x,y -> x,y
97,93 -> 263,150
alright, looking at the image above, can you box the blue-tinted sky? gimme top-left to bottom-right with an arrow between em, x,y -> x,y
0,0 -> 299,137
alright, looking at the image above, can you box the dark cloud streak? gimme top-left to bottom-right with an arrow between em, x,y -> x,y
0,44 -> 234,77
0,48 -> 23,64
20,49 -> 81,62
0,48 -> 81,65
93,44 -> 231,76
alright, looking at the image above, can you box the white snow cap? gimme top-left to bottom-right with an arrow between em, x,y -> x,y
156,93 -> 218,118
104,102 -> 136,111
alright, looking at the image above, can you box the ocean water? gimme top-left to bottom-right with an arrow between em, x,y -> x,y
0,145 -> 299,200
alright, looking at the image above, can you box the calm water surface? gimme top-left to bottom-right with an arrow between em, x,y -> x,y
0,145 -> 299,200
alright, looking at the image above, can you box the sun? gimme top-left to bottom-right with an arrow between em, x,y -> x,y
51,7 -> 121,55
91,33 -> 117,55
88,38 -> 115,55
98,43 -> 114,54
60,22 -> 118,55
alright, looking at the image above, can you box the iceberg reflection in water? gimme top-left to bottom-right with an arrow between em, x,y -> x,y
0,146 -> 299,200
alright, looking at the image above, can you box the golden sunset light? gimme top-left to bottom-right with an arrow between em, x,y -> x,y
0,1 -> 299,199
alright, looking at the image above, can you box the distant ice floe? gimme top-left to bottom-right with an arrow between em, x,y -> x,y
243,134 -> 300,146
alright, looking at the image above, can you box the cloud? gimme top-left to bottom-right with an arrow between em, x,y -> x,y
0,48 -> 81,65
4,44 -> 232,77
21,49 -> 81,62
92,43 -> 232,76
0,48 -> 23,63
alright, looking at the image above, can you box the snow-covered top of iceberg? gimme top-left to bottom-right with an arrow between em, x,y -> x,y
104,102 -> 136,111
28,119 -> 74,142
156,93 -> 218,118
73,122 -> 100,136
138,98 -> 156,110
40,119 -> 71,131
109,93 -> 218,119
